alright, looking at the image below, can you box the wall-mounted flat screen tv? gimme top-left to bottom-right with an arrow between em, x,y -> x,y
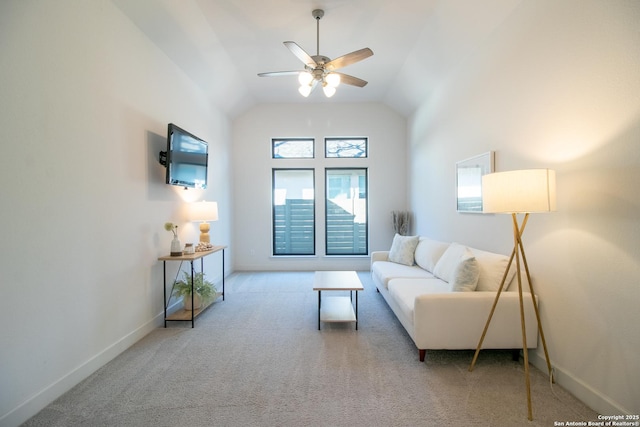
165,123 -> 208,189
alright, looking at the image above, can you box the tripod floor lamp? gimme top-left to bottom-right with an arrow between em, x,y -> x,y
468,169 -> 556,421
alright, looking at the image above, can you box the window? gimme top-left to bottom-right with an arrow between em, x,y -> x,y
272,169 -> 315,255
325,137 -> 367,158
325,168 -> 368,255
272,138 -> 314,159
271,137 -> 369,257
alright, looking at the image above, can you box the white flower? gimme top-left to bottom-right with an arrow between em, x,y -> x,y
164,222 -> 178,237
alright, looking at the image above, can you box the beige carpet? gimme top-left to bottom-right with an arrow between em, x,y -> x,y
24,271 -> 597,426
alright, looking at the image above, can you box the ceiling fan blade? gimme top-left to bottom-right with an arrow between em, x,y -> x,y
334,72 -> 368,88
258,71 -> 301,77
325,48 -> 373,71
284,41 -> 317,68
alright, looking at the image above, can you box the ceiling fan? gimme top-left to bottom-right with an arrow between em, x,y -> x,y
258,9 -> 373,98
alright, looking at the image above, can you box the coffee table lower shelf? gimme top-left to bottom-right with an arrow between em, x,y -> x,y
320,296 -> 357,323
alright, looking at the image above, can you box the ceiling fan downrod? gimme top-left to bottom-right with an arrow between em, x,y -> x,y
312,9 -> 324,56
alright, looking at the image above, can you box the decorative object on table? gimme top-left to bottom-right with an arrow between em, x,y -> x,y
172,271 -> 217,311
164,222 -> 182,256
195,242 -> 214,252
468,168 -> 556,421
183,243 -> 195,255
456,151 -> 494,213
391,210 -> 411,235
189,201 -> 218,243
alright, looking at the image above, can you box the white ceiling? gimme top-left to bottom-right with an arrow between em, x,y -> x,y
112,0 -> 522,117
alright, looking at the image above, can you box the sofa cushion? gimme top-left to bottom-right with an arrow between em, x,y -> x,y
450,249 -> 480,292
388,278 -> 450,322
372,261 -> 434,289
414,238 -> 450,273
388,234 -> 420,266
433,242 -> 468,283
468,248 -> 517,291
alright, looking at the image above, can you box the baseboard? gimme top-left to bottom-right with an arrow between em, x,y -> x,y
0,312 -> 164,427
529,350 -> 629,415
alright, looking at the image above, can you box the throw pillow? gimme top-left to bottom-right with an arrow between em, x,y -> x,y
472,248 -> 517,292
450,250 -> 480,292
388,234 -> 419,266
433,242 -> 468,283
414,238 -> 450,273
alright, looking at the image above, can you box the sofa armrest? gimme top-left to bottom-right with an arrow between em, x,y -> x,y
412,291 -> 539,350
371,251 -> 390,268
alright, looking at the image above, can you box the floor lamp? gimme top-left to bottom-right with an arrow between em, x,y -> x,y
468,169 -> 556,421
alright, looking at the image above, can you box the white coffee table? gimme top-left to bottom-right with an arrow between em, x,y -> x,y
313,271 -> 364,330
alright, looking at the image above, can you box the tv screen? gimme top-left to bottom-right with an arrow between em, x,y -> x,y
166,123 -> 208,189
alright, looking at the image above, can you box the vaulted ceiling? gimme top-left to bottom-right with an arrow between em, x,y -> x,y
113,0 -> 522,117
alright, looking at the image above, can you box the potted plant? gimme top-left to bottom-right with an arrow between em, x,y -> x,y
173,271 -> 217,310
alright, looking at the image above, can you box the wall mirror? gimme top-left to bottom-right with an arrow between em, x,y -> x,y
456,151 -> 495,213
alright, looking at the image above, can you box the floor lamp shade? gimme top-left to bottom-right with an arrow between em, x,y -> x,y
482,169 -> 556,214
190,201 -> 218,243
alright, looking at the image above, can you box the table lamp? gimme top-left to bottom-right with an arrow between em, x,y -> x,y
468,169 -> 556,421
190,201 -> 218,243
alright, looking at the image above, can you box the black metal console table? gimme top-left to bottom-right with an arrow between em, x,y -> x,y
158,245 -> 226,328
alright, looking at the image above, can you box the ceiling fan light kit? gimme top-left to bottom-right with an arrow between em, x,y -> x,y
322,83 -> 336,98
298,71 -> 314,86
325,73 -> 340,87
298,84 -> 312,97
258,9 -> 373,98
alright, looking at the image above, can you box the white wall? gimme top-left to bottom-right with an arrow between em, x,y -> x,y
0,2 -> 233,425
232,103 -> 406,271
406,0 -> 640,415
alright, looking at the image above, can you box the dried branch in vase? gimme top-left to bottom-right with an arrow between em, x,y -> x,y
392,211 -> 411,236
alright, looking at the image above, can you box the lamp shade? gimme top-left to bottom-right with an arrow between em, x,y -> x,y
482,169 -> 556,214
322,84 -> 336,98
298,85 -> 312,97
325,72 -> 340,87
298,71 -> 313,86
190,201 -> 219,222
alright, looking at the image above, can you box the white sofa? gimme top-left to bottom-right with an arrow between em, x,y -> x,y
371,235 -> 539,362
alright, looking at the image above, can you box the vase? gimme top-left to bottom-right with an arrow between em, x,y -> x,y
183,294 -> 202,311
170,236 -> 182,256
